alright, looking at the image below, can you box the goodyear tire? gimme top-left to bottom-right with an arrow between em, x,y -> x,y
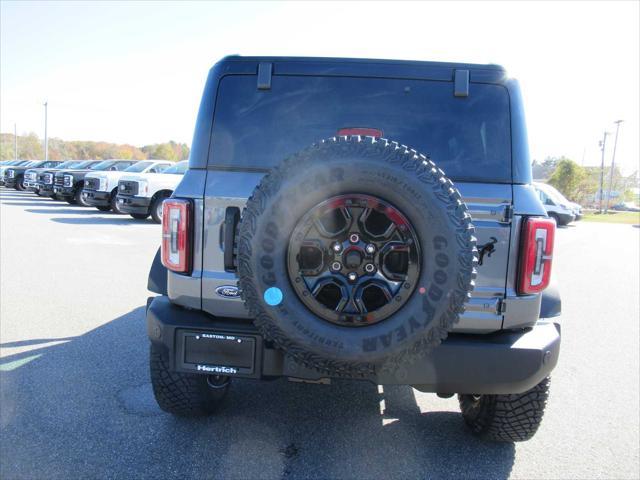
458,377 -> 551,442
150,343 -> 230,416
237,136 -> 477,376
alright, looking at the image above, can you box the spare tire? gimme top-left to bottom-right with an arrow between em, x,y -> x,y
237,136 -> 476,376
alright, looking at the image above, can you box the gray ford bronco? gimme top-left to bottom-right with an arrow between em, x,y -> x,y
146,56 -> 561,442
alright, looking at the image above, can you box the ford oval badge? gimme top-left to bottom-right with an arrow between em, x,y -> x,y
216,285 -> 241,298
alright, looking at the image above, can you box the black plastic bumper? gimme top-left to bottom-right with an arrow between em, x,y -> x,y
117,194 -> 151,214
83,189 -> 110,206
556,211 -> 575,225
53,185 -> 74,198
146,296 -> 561,394
4,178 -> 17,188
39,184 -> 55,196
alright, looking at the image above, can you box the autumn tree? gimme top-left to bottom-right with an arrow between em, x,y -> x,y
548,159 -> 589,202
0,132 -> 188,162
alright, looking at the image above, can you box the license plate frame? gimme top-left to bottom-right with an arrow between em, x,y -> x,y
176,330 -> 260,378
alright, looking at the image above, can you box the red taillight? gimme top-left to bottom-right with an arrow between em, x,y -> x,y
337,127 -> 383,138
518,217 -> 555,294
161,199 -> 192,273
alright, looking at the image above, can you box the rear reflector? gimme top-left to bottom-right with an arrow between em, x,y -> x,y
337,127 -> 383,138
161,199 -> 192,273
517,217 -> 555,294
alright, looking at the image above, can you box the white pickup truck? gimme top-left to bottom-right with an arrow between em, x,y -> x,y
115,160 -> 188,222
83,160 -> 173,213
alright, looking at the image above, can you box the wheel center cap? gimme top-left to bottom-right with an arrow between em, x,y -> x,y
344,249 -> 363,269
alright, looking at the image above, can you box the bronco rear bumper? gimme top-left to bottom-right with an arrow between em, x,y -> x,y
146,295 -> 560,394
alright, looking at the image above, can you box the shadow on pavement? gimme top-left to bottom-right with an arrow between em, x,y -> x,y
0,307 -> 515,479
0,337 -> 78,348
1,200 -> 70,207
26,208 -> 103,215
50,217 -> 154,226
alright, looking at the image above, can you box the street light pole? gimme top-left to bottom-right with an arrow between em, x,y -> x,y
14,124 -> 18,161
43,101 -> 48,161
598,131 -> 610,213
604,120 -> 624,214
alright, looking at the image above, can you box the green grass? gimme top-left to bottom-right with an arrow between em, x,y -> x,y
582,211 -> 640,224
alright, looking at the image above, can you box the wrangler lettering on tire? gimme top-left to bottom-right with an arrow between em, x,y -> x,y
237,136 -> 477,376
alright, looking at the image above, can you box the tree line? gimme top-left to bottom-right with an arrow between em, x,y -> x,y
533,156 -> 638,206
0,133 -> 189,162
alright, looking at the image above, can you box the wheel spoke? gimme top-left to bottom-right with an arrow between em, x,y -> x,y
288,194 -> 421,327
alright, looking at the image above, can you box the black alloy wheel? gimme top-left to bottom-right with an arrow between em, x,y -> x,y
287,194 -> 420,327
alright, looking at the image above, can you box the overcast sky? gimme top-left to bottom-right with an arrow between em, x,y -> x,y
1,1 -> 638,173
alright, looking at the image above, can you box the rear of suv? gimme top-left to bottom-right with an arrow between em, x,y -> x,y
146,56 -> 561,442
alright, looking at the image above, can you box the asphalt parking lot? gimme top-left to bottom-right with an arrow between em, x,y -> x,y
1,189 -> 639,480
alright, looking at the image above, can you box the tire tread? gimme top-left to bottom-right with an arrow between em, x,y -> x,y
238,136 -> 477,376
458,377 -> 551,442
149,344 -> 228,416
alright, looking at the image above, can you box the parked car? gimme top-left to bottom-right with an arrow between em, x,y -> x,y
24,161 -> 73,193
116,160 -> 188,222
611,201 -> 640,212
533,182 -> 577,226
4,160 -> 62,190
0,160 -> 32,186
145,56 -> 561,442
53,159 -> 139,206
83,160 -> 172,213
37,160 -> 103,198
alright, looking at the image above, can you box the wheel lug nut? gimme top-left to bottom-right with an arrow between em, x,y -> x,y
331,261 -> 342,271
365,264 -> 376,274
349,233 -> 359,244
347,272 -> 358,282
365,244 -> 376,254
332,242 -> 342,253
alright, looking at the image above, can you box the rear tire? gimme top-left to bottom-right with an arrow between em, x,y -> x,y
149,343 -> 229,416
458,377 -> 551,442
131,213 -> 149,220
151,193 -> 170,224
66,198 -> 77,205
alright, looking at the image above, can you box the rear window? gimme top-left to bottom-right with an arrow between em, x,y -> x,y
210,75 -> 511,182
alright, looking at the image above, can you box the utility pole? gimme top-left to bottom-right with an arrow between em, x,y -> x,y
604,120 -> 624,214
598,131 -> 610,213
43,101 -> 48,161
14,124 -> 18,161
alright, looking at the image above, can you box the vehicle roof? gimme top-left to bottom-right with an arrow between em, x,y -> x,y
212,55 -> 509,85
219,55 -> 506,72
